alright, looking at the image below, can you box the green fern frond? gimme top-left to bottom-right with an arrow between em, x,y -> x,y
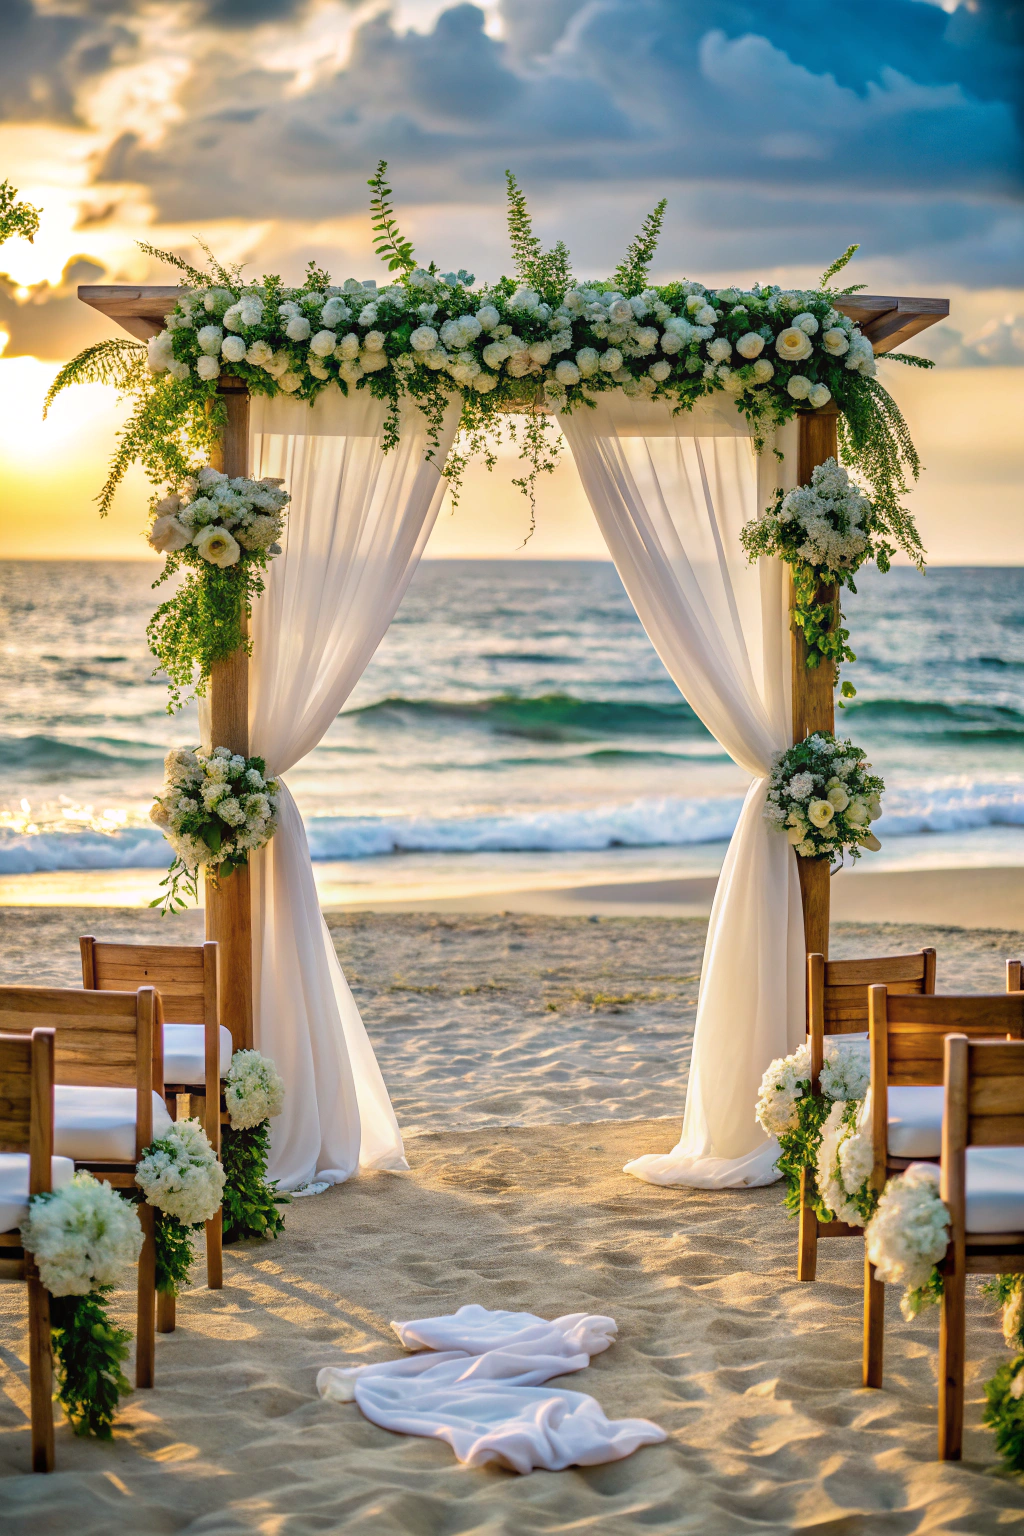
505,170 -> 543,285
368,161 -> 417,274
192,236 -> 243,288
43,338 -> 146,418
614,198 -> 667,296
819,244 -> 860,290
135,240 -> 211,288
879,351 -> 936,368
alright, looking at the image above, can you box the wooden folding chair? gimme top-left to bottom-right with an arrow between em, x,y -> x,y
863,988 -> 1024,1389
0,985 -> 166,1388
81,937 -> 225,1332
798,948 -> 937,1281
0,1026 -> 64,1472
939,1033 -> 1024,1460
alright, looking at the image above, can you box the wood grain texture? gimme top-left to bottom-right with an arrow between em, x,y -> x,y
797,856 -> 830,961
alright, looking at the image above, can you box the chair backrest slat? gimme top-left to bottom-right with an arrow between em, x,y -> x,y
965,1040 -> 1024,1147
820,948 -> 935,1036
0,1028 -> 55,1195
81,936 -> 216,1027
0,987 -> 158,1116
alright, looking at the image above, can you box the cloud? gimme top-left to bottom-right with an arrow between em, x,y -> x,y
919,315 -> 1024,366
0,258 -> 113,359
0,0 -> 134,122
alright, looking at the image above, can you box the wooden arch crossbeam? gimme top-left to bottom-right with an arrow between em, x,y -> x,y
75,283 -> 949,1052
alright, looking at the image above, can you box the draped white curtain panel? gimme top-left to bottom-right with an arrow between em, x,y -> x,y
247,389 -> 461,1191
561,395 -> 804,1188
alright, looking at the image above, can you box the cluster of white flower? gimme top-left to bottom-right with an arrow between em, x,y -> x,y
865,1162 -> 950,1318
819,1036 -> 870,1103
146,268 -> 876,425
22,1172 -> 143,1297
745,458 -> 872,575
816,1098 -> 874,1226
151,745 -> 279,876
224,1049 -> 285,1131
135,1118 -> 226,1226
755,1034 -> 869,1140
148,467 -> 289,569
764,732 -> 884,861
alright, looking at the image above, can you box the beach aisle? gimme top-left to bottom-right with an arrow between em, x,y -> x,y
3,910 -> 1024,1529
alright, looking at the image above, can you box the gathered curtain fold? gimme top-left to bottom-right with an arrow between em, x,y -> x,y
246,387 -> 461,1190
560,393 -> 804,1187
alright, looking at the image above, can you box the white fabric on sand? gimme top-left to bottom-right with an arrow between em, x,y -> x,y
248,389 -> 461,1191
316,1304 -> 666,1473
561,395 -> 803,1187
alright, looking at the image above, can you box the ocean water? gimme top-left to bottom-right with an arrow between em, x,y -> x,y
2,558 -> 1024,899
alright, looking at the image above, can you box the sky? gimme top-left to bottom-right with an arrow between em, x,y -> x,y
0,0 -> 1021,562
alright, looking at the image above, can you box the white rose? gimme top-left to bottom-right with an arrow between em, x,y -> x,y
310,330 -> 337,358
221,335 -> 247,363
286,316 -> 311,342
475,305 -> 500,331
245,340 -> 273,367
599,348 -> 623,373
554,359 -> 580,386
827,785 -> 850,812
149,515 -> 192,553
735,332 -> 765,359
776,327 -> 813,362
793,312 -> 819,335
362,330 -> 386,352
808,383 -> 832,409
822,328 -> 850,356
196,355 -> 220,381
787,374 -> 812,400
752,358 -> 775,383
808,799 -> 835,828
707,337 -> 732,364
576,347 -> 600,377
648,359 -> 671,382
695,305 -> 718,326
147,331 -> 174,373
193,526 -> 241,568
197,325 -> 223,355
410,326 -> 438,352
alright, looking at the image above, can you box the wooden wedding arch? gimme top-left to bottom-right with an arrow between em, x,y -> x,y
78,283 -> 950,1051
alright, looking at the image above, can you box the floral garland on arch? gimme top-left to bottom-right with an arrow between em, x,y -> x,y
150,746 -> 279,912
47,163 -> 930,572
21,1172 -> 144,1438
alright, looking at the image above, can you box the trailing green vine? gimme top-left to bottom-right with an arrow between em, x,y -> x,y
49,1291 -> 133,1439
221,1122 -> 287,1242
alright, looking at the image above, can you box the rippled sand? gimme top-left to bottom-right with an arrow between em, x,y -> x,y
3,908 -> 1024,1530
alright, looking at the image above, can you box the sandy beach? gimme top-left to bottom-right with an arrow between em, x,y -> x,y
3,905 -> 1024,1529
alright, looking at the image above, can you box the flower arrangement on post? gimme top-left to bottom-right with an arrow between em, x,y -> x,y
764,731 -> 884,866
741,457 -> 903,700
146,467 -> 289,710
135,1119 -> 226,1298
21,1173 -> 144,1438
150,746 -> 279,911
221,1050 -> 288,1243
755,1034 -> 870,1216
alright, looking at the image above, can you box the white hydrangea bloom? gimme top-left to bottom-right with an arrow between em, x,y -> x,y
221,335 -> 246,363
736,332 -> 765,359
136,1119 -> 225,1226
224,1049 -> 285,1130
865,1163 -> 950,1315
22,1173 -> 143,1297
755,1041 -> 811,1136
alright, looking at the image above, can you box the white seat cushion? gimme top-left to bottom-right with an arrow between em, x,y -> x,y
53,1087 -> 174,1162
966,1146 -> 1024,1234
887,1085 -> 945,1158
163,1023 -> 233,1086
0,1153 -> 76,1234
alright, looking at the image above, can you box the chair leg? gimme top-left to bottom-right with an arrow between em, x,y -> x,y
137,1202 -> 156,1388
797,1167 -> 817,1282
25,1258 -> 54,1473
939,1262 -> 967,1460
157,1290 -> 176,1333
206,1210 -> 223,1290
863,1254 -> 886,1388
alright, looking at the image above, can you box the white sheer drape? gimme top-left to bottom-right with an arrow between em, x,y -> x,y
561,394 -> 804,1187
247,388 -> 461,1190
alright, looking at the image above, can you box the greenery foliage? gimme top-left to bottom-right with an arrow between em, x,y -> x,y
153,1210 -> 199,1296
984,1356 -> 1024,1472
148,562 -> 255,710
774,1091 -> 834,1218
0,179 -> 41,246
49,1291 -> 132,1439
221,1122 -> 288,1243
614,199 -> 667,296
369,161 -> 418,275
